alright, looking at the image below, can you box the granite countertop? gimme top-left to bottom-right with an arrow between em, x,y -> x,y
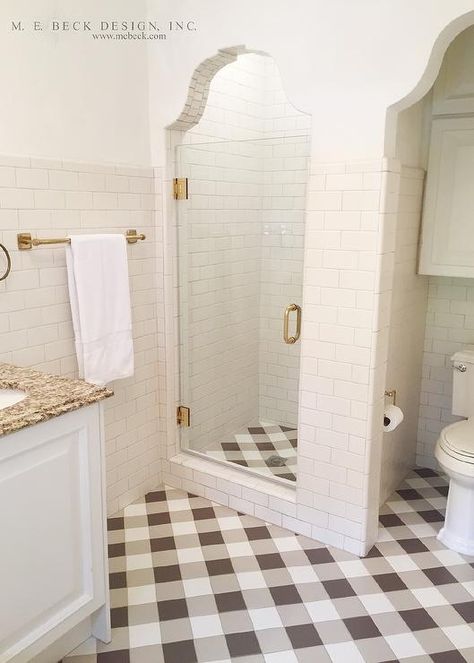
0,363 -> 113,437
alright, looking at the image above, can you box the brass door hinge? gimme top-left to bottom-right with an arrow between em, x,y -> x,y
173,177 -> 189,200
177,405 -> 191,427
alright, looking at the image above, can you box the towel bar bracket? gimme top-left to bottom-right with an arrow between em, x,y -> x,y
17,229 -> 146,250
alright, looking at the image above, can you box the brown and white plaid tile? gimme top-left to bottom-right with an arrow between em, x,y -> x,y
204,423 -> 297,482
64,469 -> 474,663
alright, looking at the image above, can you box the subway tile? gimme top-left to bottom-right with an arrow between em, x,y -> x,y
320,287 -> 356,308
324,211 -> 361,230
1,188 -> 35,208
322,250 -> 359,270
15,168 -> 48,189
297,504 -> 329,528
317,394 -> 351,417
78,172 -> 106,191
34,189 -> 65,209
65,191 -> 93,209
307,190 -> 342,211
325,173 -> 364,190
342,190 -> 380,211
341,230 -> 377,251
93,192 -> 118,209
0,209 -> 18,229
0,155 -> 30,168
48,169 -> 79,190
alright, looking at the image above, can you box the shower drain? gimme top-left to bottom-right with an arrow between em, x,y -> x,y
267,454 -> 287,467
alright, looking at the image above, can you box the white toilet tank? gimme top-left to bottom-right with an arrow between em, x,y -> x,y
452,346 -> 474,417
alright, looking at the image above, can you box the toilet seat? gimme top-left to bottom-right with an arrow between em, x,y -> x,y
438,419 -> 474,464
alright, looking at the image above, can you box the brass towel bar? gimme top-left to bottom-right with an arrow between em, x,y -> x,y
17,229 -> 146,250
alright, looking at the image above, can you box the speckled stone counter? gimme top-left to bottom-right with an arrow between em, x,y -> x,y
0,363 -> 113,437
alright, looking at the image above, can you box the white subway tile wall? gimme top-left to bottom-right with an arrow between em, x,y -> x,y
296,160 -> 391,554
380,166 -> 428,503
417,275 -> 474,467
0,156 -> 164,514
182,53 -> 311,144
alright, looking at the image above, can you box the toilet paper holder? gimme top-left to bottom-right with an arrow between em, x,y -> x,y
383,390 -> 404,431
384,389 -> 397,405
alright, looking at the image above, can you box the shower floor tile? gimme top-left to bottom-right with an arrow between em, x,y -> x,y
64,469 -> 474,663
204,423 -> 298,481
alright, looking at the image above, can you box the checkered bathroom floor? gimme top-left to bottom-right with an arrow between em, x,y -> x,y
204,423 -> 297,482
64,469 -> 474,663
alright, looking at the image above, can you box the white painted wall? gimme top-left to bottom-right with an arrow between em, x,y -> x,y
0,1 -> 473,166
148,1 -> 474,165
0,0 -> 150,165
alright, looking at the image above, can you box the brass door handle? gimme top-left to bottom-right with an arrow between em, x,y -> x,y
283,303 -> 301,344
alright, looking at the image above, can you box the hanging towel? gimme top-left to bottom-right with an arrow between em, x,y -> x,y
65,234 -> 134,386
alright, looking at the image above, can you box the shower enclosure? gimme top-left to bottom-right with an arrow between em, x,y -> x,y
177,134 -> 310,482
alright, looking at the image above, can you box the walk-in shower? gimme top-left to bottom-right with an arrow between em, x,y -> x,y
172,51 -> 311,483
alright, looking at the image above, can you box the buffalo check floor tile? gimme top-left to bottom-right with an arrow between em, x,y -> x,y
203,423 -> 298,482
64,469 -> 474,662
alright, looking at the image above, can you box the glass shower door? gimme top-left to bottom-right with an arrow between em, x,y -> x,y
176,136 -> 310,483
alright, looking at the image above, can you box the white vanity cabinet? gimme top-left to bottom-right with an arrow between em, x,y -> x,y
418,116 -> 474,277
0,404 -> 110,663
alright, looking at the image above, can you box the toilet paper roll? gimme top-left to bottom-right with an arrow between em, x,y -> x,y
383,404 -> 404,432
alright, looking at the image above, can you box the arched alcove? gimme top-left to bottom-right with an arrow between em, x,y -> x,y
385,10 -> 474,158
378,16 -> 474,507
164,47 -> 312,489
168,45 -> 311,134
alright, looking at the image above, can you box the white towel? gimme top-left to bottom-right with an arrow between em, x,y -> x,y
65,234 -> 134,386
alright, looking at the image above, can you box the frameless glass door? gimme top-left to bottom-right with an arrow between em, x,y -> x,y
176,135 -> 310,483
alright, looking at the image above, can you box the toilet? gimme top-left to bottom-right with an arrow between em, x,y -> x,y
435,347 -> 474,556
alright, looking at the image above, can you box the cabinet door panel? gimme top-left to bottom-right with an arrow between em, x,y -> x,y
419,117 -> 474,277
0,407 -> 104,661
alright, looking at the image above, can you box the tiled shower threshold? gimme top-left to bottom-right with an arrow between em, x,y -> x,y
173,450 -> 297,498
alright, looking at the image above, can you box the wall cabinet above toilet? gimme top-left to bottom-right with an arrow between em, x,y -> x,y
419,26 -> 474,278
418,116 -> 474,277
